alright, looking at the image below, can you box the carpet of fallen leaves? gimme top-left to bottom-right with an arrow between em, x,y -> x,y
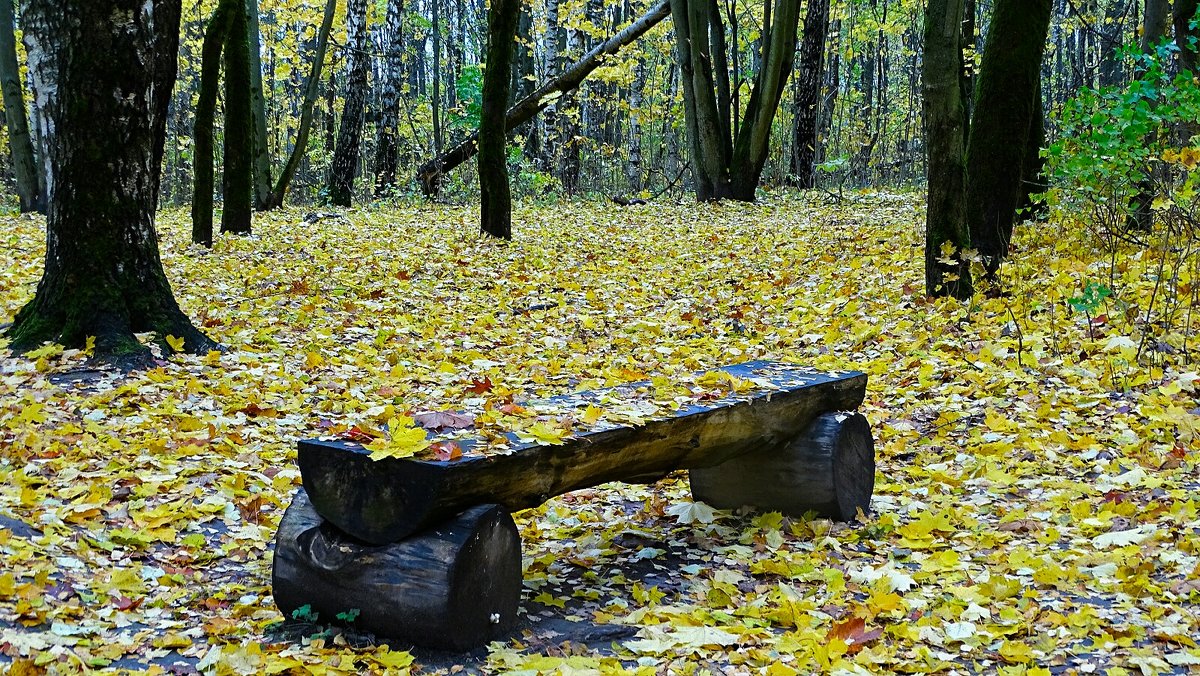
1,192 -> 1199,675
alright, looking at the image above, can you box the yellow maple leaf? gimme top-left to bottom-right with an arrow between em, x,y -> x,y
366,415 -> 431,460
373,648 -> 415,669
164,334 -> 185,352
580,404 -> 604,425
518,421 -> 570,445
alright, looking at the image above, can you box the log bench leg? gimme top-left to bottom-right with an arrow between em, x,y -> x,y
272,488 -> 522,650
688,411 -> 875,521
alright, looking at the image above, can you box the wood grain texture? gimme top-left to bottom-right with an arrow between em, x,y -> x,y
272,489 -> 522,650
299,361 -> 867,544
688,411 -> 875,520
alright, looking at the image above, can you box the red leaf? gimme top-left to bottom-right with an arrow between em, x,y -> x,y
236,496 -> 266,524
827,616 -> 883,654
113,596 -> 143,611
340,426 -> 378,443
432,441 -> 463,462
414,410 -> 476,432
239,402 -> 278,418
466,377 -> 493,394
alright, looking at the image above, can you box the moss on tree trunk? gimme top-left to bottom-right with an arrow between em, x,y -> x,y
8,0 -> 217,365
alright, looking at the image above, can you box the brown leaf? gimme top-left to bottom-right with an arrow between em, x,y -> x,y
432,441 -> 463,462
414,410 -> 476,432
236,496 -> 266,524
466,377 -> 493,394
998,519 -> 1041,533
827,616 -> 883,653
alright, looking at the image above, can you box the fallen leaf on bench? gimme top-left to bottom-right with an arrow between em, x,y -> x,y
413,410 -> 475,432
516,421 -> 570,445
365,415 -> 432,460
431,441 -> 463,462
579,404 -> 605,425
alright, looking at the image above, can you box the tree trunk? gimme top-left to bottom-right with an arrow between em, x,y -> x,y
814,18 -> 839,171
923,0 -> 972,299
221,0 -> 253,234
511,5 -> 534,105
8,0 -> 216,362
246,0 -> 272,210
789,0 -> 830,189
478,0 -> 520,239
328,0 -> 370,207
626,57 -> 646,191
1097,0 -> 1127,86
0,0 -> 41,213
191,0 -> 235,247
728,0 -> 802,200
432,0 -> 444,153
672,0 -> 732,200
264,0 -> 336,210
964,0 -> 1051,276
1018,81 -> 1047,220
671,0 -> 802,201
374,0 -> 405,196
1125,0 -> 1172,232
1176,0 -> 1199,73
415,0 -> 670,195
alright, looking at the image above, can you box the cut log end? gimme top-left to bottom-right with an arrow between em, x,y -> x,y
689,411 -> 875,521
272,489 -> 522,650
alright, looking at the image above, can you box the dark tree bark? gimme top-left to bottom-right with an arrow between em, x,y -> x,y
8,0 -> 216,361
191,0 -> 235,246
432,0 -> 444,153
1097,0 -> 1127,87
671,0 -> 803,201
273,490 -> 522,650
415,0 -> 671,195
1125,0 -> 1172,232
478,0 -> 520,239
923,0 -> 972,299
1176,0 -> 1200,73
221,0 -> 253,234
328,0 -> 369,207
246,0 -> 272,210
0,0 -> 41,213
690,411 -> 874,521
1018,81 -> 1047,220
815,18 -> 839,168
789,0 -> 831,189
264,0 -> 336,209
374,0 -> 405,196
511,4 -> 534,105
964,0 -> 1051,275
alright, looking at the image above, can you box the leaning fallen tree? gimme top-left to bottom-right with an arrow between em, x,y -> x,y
414,0 -> 670,196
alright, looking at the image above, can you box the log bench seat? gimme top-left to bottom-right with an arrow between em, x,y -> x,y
272,360 -> 875,650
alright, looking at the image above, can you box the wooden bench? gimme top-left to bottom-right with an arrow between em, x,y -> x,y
272,360 -> 874,650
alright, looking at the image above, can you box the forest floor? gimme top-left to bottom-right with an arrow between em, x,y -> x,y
0,192 -> 1198,675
